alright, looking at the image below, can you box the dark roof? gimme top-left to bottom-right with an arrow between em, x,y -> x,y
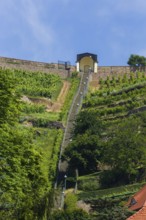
76,52 -> 98,62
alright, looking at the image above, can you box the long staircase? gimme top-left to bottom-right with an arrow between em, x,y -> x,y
55,70 -> 91,187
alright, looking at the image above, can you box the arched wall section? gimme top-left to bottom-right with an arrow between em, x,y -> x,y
80,57 -> 94,72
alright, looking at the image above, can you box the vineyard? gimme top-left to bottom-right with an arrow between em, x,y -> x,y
0,68 -> 80,219
84,72 -> 146,121
2,66 -> 146,219
62,71 -> 146,219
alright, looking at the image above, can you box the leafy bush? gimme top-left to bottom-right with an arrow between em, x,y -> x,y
29,117 -> 51,127
21,103 -> 46,114
78,178 -> 99,191
12,69 -> 62,99
64,193 -> 77,211
50,209 -> 91,220
95,204 -> 133,220
99,170 -> 130,188
71,71 -> 78,78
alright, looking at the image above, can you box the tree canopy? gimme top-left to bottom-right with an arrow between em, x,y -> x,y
127,54 -> 146,66
0,69 -> 49,219
101,116 -> 146,186
63,110 -> 104,175
0,69 -> 20,125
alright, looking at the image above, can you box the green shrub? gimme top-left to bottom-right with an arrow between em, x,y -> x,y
64,193 -> 77,212
12,69 -> 62,99
50,209 -> 91,220
99,170 -> 130,188
78,178 -> 99,191
21,103 -> 46,114
71,71 -> 78,78
29,117 -> 50,127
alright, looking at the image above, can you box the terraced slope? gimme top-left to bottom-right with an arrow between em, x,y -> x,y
67,72 -> 146,219
84,72 -> 146,122
0,68 -> 80,219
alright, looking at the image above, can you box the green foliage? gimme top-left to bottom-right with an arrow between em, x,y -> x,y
20,112 -> 60,125
28,117 -> 53,127
62,71 -> 146,218
93,200 -> 133,220
0,68 -> 64,219
68,71 -> 146,189
0,69 -> 20,125
21,102 -> 46,114
64,132 -> 102,175
59,78 -> 79,122
127,54 -> 146,66
71,71 -> 78,78
48,129 -> 63,181
13,69 -> 62,99
0,125 -> 49,219
50,209 -> 91,220
78,177 -> 100,191
63,109 -> 105,175
102,117 -> 146,184
77,172 -> 100,191
78,181 -> 146,201
74,110 -> 103,136
64,193 -> 77,212
99,170 -> 131,188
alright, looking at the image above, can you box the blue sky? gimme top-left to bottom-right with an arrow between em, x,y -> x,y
1,0 -> 146,66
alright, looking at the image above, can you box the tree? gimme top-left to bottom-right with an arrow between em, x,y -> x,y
0,69 -> 49,219
102,117 -> 146,184
64,133 -> 102,175
127,54 -> 146,67
74,110 -> 103,136
0,69 -> 20,126
64,111 -> 104,175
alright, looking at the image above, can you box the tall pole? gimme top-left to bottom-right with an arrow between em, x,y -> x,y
64,175 -> 67,191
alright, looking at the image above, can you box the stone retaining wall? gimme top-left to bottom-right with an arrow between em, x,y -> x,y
0,56 -> 76,79
92,66 -> 146,80
1,56 -> 146,80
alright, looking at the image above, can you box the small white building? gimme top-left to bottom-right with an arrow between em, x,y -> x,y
76,52 -> 98,73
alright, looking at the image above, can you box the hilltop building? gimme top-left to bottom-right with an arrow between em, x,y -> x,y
76,52 -> 98,73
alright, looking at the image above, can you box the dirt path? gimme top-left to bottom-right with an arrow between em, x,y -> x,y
22,80 -> 71,113
57,81 -> 70,104
47,80 -> 71,112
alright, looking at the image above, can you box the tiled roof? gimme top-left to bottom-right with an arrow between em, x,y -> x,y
126,185 -> 146,220
127,185 -> 146,211
127,201 -> 146,220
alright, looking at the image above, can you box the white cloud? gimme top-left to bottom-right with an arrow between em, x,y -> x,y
114,0 -> 146,14
0,0 -> 59,61
95,0 -> 146,21
21,0 -> 55,46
